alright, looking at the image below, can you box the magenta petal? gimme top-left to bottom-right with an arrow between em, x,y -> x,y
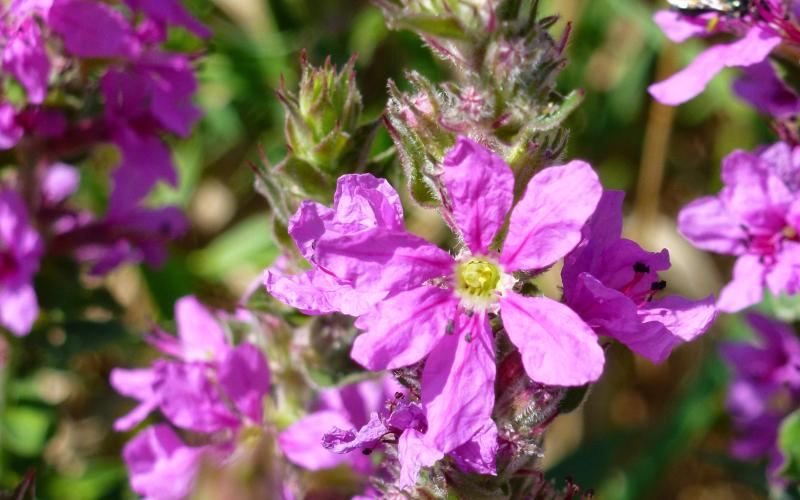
734,61 -> 800,118
450,420 -> 497,475
279,410 -> 353,471
718,255 -> 765,312
315,229 -> 454,294
500,293 -> 604,386
501,160 -> 601,271
2,19 -> 49,104
421,313 -> 496,454
678,196 -> 747,254
42,163 -> 79,205
154,361 -> 240,433
648,26 -> 781,105
0,103 -> 23,150
174,296 -> 228,362
0,283 -> 38,336
351,287 -> 457,370
110,368 -> 158,431
109,129 -> 177,215
397,429 -> 444,490
331,174 -> 405,232
441,136 -> 514,254
123,424 -> 205,500
123,0 -> 211,38
217,343 -> 270,423
264,267 -> 387,317
634,295 -> 717,362
48,0 -> 139,58
653,10 -> 710,43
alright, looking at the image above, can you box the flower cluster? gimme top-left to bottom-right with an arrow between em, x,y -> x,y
0,0 -> 205,335
111,297 -> 270,499
266,136 -> 715,492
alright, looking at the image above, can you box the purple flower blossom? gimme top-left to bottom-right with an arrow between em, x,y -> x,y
122,0 -> 210,39
0,103 -> 23,150
562,190 -> 716,363
733,61 -> 800,118
678,143 -> 800,312
47,0 -> 139,58
648,10 -> 781,105
0,189 -> 43,336
112,296 -> 271,497
267,137 -> 606,481
2,18 -> 49,104
721,314 -> 800,482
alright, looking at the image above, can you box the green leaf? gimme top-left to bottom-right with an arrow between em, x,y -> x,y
188,215 -> 278,280
779,410 -> 800,481
2,407 -> 51,457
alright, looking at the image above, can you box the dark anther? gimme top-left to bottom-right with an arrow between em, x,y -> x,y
394,392 -> 404,400
633,262 -> 650,273
650,280 -> 667,291
446,320 -> 455,335
464,333 -> 472,343
362,448 -> 372,456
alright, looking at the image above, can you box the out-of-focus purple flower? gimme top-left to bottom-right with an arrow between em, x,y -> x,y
279,378 -> 393,473
55,204 -> 187,275
562,190 -> 717,363
648,10 -> 781,105
47,0 -> 140,58
267,137 -> 606,484
722,314 -> 800,482
2,18 -> 49,104
0,104 -> 23,150
123,424 -> 207,500
112,297 -> 271,497
111,296 -> 270,431
734,61 -> 800,118
0,189 -> 43,336
678,143 -> 800,312
41,163 -> 79,205
122,0 -> 211,39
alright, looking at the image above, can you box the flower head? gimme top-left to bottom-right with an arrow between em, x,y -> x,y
267,136 -> 606,484
0,190 -> 43,336
678,142 -> 800,312
562,190 -> 716,362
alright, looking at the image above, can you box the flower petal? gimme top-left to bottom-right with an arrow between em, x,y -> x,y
315,228 -> 454,294
110,368 -> 158,431
280,410 -> 353,471
48,0 -> 139,58
718,255 -> 765,313
2,19 -> 49,104
734,61 -> 800,119
501,160 -> 601,271
123,424 -> 205,500
450,420 -> 498,475
351,286 -> 457,370
421,313 -> 496,453
397,429 -> 444,490
678,195 -> 747,255
174,296 -> 228,363
441,136 -> 514,254
332,174 -> 405,232
0,283 -> 38,337
500,293 -> 604,386
635,294 -> 717,362
653,10 -> 710,43
648,26 -> 780,105
218,343 -> 270,423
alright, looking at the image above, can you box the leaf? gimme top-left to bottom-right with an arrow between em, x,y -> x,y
779,409 -> 800,481
2,407 -> 51,457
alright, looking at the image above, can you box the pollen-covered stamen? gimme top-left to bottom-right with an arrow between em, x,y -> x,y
454,255 -> 513,312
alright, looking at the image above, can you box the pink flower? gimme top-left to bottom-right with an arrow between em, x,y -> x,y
679,142 -> 800,312
648,10 -> 781,105
562,191 -> 716,363
2,18 -> 49,104
112,297 -> 271,497
0,189 -> 43,336
267,137 -> 605,480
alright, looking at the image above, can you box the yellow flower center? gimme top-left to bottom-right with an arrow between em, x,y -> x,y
783,225 -> 798,240
456,258 -> 501,299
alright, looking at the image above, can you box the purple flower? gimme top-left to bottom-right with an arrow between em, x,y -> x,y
734,61 -> 800,118
678,143 -> 800,312
2,18 -> 49,104
562,190 -> 716,363
267,137 -> 606,478
123,424 -> 207,500
279,378 -> 393,473
721,314 -> 800,482
0,189 -> 43,336
47,0 -> 139,58
0,103 -> 23,150
112,296 -> 271,498
122,0 -> 210,39
648,10 -> 781,105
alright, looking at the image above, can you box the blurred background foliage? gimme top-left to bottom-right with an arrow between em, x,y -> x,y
0,0 -> 781,498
